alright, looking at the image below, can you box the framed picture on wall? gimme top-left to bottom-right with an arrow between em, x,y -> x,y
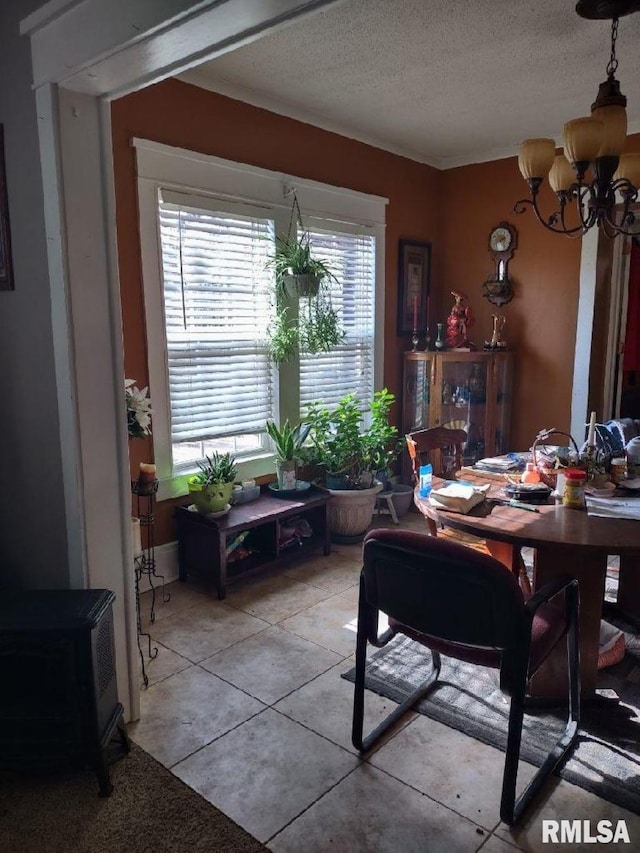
0,125 -> 14,292
397,239 -> 430,335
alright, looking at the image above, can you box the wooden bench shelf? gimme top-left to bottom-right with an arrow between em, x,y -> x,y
175,487 -> 331,599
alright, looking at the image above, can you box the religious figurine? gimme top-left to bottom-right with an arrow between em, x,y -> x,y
445,291 -> 474,349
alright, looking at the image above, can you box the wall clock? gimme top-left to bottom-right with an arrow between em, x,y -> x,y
483,222 -> 517,307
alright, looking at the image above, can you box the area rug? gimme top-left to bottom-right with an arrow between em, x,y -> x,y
0,742 -> 266,853
343,630 -> 640,816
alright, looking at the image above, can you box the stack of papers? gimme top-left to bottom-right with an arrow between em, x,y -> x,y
428,482 -> 489,514
586,496 -> 640,520
474,454 -> 522,473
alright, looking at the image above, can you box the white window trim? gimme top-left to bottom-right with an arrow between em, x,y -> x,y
134,138 -> 388,500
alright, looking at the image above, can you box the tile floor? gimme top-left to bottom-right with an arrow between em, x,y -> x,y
131,513 -> 639,852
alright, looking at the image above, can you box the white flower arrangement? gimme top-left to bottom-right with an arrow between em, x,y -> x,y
125,378 -> 152,439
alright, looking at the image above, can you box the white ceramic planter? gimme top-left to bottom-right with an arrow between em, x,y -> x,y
325,482 -> 382,542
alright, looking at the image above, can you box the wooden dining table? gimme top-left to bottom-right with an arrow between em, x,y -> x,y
413,473 -> 640,700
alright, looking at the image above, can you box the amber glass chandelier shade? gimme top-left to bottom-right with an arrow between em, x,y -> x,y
592,103 -> 628,156
614,153 -> 640,187
549,155 -> 576,193
518,138 -> 555,180
563,117 -> 604,164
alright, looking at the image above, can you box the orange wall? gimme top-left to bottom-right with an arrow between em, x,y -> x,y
112,78 -> 442,542
439,160 -> 582,451
113,77 -> 635,543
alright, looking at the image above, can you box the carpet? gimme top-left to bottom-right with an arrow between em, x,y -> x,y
0,742 -> 266,853
343,628 -> 640,816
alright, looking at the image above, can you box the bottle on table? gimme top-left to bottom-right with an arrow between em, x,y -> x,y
521,463 -> 541,484
562,468 -> 586,509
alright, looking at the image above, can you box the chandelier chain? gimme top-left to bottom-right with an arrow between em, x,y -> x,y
606,17 -> 619,77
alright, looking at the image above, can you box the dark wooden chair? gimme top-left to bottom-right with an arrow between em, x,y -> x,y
406,427 -> 467,535
352,528 -> 580,826
406,426 -> 533,596
406,426 -> 467,480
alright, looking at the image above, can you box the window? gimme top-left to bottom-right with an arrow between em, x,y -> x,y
134,139 -> 387,498
158,195 -> 275,473
299,223 -> 376,415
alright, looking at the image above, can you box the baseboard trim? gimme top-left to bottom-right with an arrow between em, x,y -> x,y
136,540 -> 178,594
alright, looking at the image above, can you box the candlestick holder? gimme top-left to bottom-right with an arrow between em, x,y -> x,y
411,328 -> 419,351
580,444 -> 601,482
423,326 -> 432,351
132,477 -> 169,687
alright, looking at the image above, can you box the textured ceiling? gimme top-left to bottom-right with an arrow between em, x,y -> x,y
179,0 -> 640,169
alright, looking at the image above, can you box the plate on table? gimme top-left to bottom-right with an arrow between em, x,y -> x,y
585,482 -> 616,498
268,480 -> 311,499
618,477 -> 640,491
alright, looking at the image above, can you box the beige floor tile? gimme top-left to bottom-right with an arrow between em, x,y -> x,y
129,665 -> 265,767
495,777 -> 640,851
479,835 -> 522,852
274,659 -> 411,752
139,640 -> 191,687
337,583 -> 360,604
199,625 -> 343,704
329,540 -> 365,562
282,552 -> 361,593
278,594 -> 359,656
139,577 -> 209,629
224,572 -> 328,624
150,600 -> 270,662
173,708 -> 357,843
371,713 -> 535,831
268,762 -> 488,853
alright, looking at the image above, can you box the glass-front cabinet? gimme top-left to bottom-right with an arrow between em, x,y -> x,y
402,351 -> 514,466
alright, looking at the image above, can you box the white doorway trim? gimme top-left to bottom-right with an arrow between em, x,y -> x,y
21,0 -> 345,722
571,227 -> 599,441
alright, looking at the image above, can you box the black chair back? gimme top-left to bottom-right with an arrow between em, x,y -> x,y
363,529 -> 525,652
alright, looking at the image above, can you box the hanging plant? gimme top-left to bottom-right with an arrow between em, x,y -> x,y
300,294 -> 343,354
265,190 -> 344,363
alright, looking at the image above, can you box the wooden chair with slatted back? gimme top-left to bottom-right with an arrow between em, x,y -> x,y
405,427 -> 533,596
405,427 -> 467,535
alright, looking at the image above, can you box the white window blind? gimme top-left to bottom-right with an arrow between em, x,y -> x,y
299,225 -> 376,413
158,199 -> 275,463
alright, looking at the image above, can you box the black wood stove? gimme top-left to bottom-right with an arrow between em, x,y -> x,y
0,588 -> 129,795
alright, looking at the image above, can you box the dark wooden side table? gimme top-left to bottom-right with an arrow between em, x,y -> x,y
176,487 -> 331,599
0,589 -> 130,796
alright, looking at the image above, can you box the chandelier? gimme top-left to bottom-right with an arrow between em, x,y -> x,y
515,0 -> 640,238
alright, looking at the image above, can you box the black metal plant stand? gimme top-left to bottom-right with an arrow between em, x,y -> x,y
132,477 -> 169,687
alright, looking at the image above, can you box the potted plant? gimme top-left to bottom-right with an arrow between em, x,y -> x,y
266,418 -> 312,490
268,234 -> 335,299
303,389 -> 398,541
266,232 -> 344,364
187,451 -> 238,515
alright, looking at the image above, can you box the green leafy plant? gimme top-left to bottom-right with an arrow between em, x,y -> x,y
265,232 -> 344,364
266,419 -> 311,462
267,306 -> 300,364
191,452 -> 238,487
361,388 -> 401,473
303,389 -> 398,488
299,296 -> 343,354
267,234 -> 337,297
